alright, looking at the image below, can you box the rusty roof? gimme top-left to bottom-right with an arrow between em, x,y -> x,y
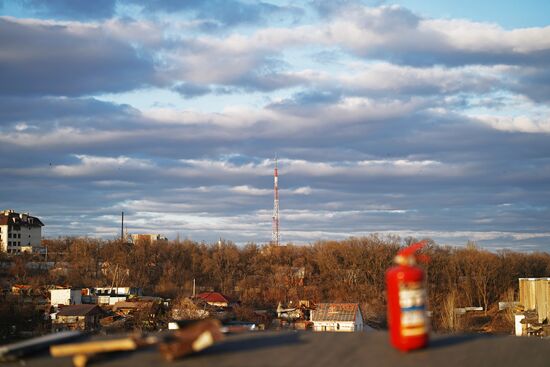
311,303 -> 361,322
56,304 -> 102,317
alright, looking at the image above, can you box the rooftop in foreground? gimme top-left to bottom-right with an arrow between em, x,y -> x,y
9,330 -> 550,367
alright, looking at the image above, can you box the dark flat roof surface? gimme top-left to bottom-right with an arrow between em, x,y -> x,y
9,330 -> 550,367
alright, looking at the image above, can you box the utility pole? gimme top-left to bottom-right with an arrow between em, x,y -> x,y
121,211 -> 124,242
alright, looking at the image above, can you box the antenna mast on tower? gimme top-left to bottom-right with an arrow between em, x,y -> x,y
272,156 -> 280,246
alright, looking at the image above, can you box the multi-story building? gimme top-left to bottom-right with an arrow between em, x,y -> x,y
0,209 -> 44,254
130,233 -> 168,244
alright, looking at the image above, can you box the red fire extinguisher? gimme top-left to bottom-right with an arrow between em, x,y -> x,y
386,241 -> 429,351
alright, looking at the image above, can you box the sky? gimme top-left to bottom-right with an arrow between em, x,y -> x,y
0,0 -> 549,252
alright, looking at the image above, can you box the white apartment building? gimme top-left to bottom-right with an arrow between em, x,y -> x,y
0,209 -> 44,254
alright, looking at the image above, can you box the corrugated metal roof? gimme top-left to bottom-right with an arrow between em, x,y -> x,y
311,303 -> 360,322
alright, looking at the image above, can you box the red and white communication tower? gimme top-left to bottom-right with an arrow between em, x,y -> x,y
272,157 -> 280,246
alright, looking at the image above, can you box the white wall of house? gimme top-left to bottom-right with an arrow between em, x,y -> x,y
94,287 -> 142,296
312,309 -> 364,332
50,289 -> 82,306
97,296 -> 111,305
515,314 -> 526,336
0,225 -> 7,252
313,321 -> 356,332
97,295 -> 128,305
206,301 -> 229,307
109,296 -> 127,305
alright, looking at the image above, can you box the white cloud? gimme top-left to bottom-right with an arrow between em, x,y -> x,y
324,6 -> 550,62
158,4 -> 550,82
230,185 -> 270,196
51,155 -> 154,177
291,62 -> 505,95
3,16 -> 164,48
292,186 -> 312,195
103,18 -> 164,47
426,19 -> 550,53
230,185 -> 312,196
168,157 -> 461,180
14,122 -> 33,131
92,180 -> 138,187
142,105 -> 278,128
0,127 -> 148,149
474,115 -> 550,133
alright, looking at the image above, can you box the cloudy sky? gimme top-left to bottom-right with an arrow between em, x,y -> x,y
1,0 -> 549,251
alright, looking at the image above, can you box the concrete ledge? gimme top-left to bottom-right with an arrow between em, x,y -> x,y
10,331 -> 550,367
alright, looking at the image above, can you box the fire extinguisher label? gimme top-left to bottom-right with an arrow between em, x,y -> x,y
399,281 -> 427,337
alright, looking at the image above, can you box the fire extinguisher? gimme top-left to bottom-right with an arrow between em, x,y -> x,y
386,241 -> 429,351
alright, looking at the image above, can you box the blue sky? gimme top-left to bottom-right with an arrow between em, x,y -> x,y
393,0 -> 550,28
0,0 -> 549,251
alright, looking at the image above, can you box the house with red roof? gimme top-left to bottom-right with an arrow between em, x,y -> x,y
194,292 -> 233,308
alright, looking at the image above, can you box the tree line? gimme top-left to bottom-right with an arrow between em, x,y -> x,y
6,235 -> 550,331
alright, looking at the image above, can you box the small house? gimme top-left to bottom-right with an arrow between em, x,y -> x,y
112,299 -> 162,330
311,303 -> 364,332
52,304 -> 104,332
112,299 -> 158,316
195,292 -> 232,308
